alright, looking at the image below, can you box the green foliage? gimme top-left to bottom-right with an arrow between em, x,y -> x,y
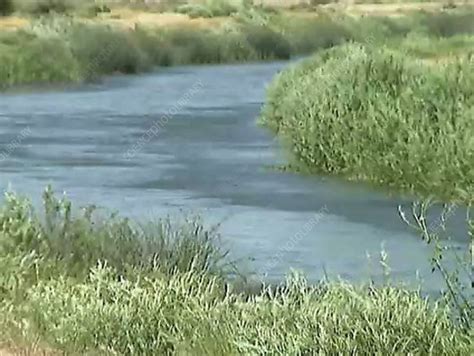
16,0 -> 76,15
132,26 -> 174,66
68,23 -> 151,78
175,4 -> 213,19
243,24 -> 291,60
0,0 -> 14,16
260,44 -> 474,202
21,268 -> 473,354
418,10 -> 474,37
175,0 -> 239,18
278,15 -> 353,53
205,0 -> 239,17
2,7 -> 474,90
0,188 -> 472,353
0,32 -> 81,88
0,15 -> 293,88
400,201 -> 473,330
396,33 -> 474,58
0,187 -> 228,280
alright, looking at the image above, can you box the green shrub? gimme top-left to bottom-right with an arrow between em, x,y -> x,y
260,44 -> 474,202
0,187 -> 228,279
214,29 -> 259,61
280,15 -> 353,54
160,28 -> 222,63
0,0 -> 14,16
67,23 -> 151,79
0,34 -> 81,87
131,27 -> 174,66
206,0 -> 238,17
175,4 -> 213,19
419,11 -> 474,37
176,0 -> 239,18
395,33 -> 474,58
243,24 -> 291,60
159,27 -> 259,64
17,0 -> 75,15
74,3 -> 111,18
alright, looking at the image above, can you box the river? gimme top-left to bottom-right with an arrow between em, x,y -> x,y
0,60 -> 467,293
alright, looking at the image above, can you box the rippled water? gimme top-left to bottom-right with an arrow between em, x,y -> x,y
0,61 -> 467,293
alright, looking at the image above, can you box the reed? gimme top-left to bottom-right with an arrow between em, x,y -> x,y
260,44 -> 474,203
0,188 -> 471,354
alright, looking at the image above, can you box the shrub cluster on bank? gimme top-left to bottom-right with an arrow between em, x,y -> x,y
0,15 -> 296,88
260,43 -> 474,203
0,188 -> 471,354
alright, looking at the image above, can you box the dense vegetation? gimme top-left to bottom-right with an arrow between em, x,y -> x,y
0,15 -> 297,88
1,2 -> 473,353
0,188 -> 472,354
2,1 -> 472,89
260,8 -> 474,203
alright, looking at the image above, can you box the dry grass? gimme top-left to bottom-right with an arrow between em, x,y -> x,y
1,2 -> 468,32
321,2 -> 469,17
0,16 -> 27,31
97,9 -> 228,29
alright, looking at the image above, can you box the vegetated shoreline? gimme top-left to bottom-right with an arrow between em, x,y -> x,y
1,2 -> 473,90
1,3 -> 473,354
259,5 -> 474,204
0,187 -> 472,354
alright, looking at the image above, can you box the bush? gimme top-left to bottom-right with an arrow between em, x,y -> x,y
74,4 -> 111,18
260,44 -> 474,202
0,33 -> 81,87
419,11 -> 474,37
176,0 -> 239,18
131,27 -> 174,66
0,187 -> 227,279
243,24 -> 291,60
280,15 -> 353,54
0,0 -> 14,16
17,0 -> 75,15
158,27 -> 259,64
67,24 -> 151,79
206,0 -> 238,17
175,4 -> 213,19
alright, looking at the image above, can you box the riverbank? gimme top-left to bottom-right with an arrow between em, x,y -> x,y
1,2 -> 472,89
0,188 -> 471,354
259,8 -> 474,203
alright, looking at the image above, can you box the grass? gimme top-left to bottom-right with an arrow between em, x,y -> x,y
259,41 -> 474,203
0,187 -> 472,354
0,13 -> 295,88
2,3 -> 473,88
176,0 -> 241,18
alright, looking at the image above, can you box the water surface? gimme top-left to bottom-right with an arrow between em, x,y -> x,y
0,61 -> 467,293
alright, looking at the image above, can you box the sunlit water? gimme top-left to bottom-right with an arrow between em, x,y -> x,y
0,61 -> 468,294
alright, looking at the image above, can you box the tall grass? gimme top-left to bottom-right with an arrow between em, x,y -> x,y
418,10 -> 474,37
0,186 -> 227,280
0,187 -> 471,354
176,0 -> 241,18
23,269 -> 472,354
278,15 -> 353,53
13,0 -> 76,15
1,6 -> 473,88
0,30 -> 81,89
260,44 -> 474,203
0,14 -> 292,87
